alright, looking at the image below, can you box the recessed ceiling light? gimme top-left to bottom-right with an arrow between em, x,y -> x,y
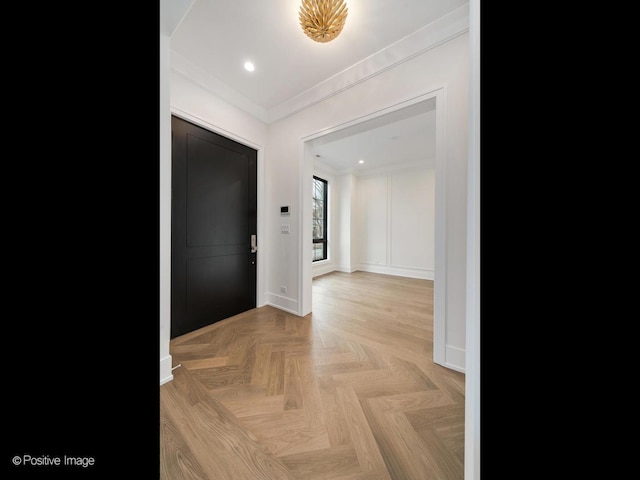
358,160 -> 365,164
244,61 -> 255,72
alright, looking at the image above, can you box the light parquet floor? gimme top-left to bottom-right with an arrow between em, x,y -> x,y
161,271 -> 465,479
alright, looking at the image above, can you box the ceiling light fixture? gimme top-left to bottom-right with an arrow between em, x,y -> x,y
358,160 -> 364,164
244,61 -> 255,72
299,0 -> 348,43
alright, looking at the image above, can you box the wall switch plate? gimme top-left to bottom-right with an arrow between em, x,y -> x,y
281,224 -> 290,234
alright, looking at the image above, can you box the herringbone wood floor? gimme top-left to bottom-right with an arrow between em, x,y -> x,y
160,271 -> 464,479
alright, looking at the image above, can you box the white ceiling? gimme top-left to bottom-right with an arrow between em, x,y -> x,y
309,97 -> 436,174
170,0 -> 467,173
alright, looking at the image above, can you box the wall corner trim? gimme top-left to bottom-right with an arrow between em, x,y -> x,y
160,355 -> 174,386
444,345 -> 465,373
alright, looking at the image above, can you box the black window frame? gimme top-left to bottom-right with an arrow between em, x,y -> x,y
312,176 -> 328,262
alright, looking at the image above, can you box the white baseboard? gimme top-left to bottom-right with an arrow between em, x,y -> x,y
312,262 -> 337,278
357,264 -> 434,280
265,293 -> 300,315
336,265 -> 359,273
160,355 -> 173,386
444,345 -> 465,373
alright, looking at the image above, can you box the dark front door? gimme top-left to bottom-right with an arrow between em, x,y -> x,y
171,115 -> 257,338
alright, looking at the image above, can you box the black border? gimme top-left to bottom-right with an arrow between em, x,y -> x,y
4,2 -> 160,476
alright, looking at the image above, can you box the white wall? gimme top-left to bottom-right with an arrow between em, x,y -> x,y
164,24 -> 469,375
390,168 -> 435,275
357,175 -> 388,266
465,1 -> 481,478
267,32 -> 469,370
313,163 -> 434,281
160,30 -> 173,386
356,167 -> 435,280
337,174 -> 356,273
170,72 -> 269,150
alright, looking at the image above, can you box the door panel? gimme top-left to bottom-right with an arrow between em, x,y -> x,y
171,115 -> 257,338
186,136 -> 248,247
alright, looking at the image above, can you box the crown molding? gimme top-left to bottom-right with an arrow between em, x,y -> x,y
170,3 -> 469,125
267,4 -> 469,123
350,158 -> 435,177
170,51 -> 270,123
316,157 -> 435,178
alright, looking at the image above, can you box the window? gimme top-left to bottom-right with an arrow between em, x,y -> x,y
312,176 -> 328,262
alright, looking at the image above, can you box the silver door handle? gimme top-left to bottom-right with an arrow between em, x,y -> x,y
251,234 -> 258,253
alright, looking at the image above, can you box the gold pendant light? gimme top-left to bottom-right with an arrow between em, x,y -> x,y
299,0 -> 348,43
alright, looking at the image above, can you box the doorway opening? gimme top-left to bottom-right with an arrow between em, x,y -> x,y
298,89 -> 447,366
